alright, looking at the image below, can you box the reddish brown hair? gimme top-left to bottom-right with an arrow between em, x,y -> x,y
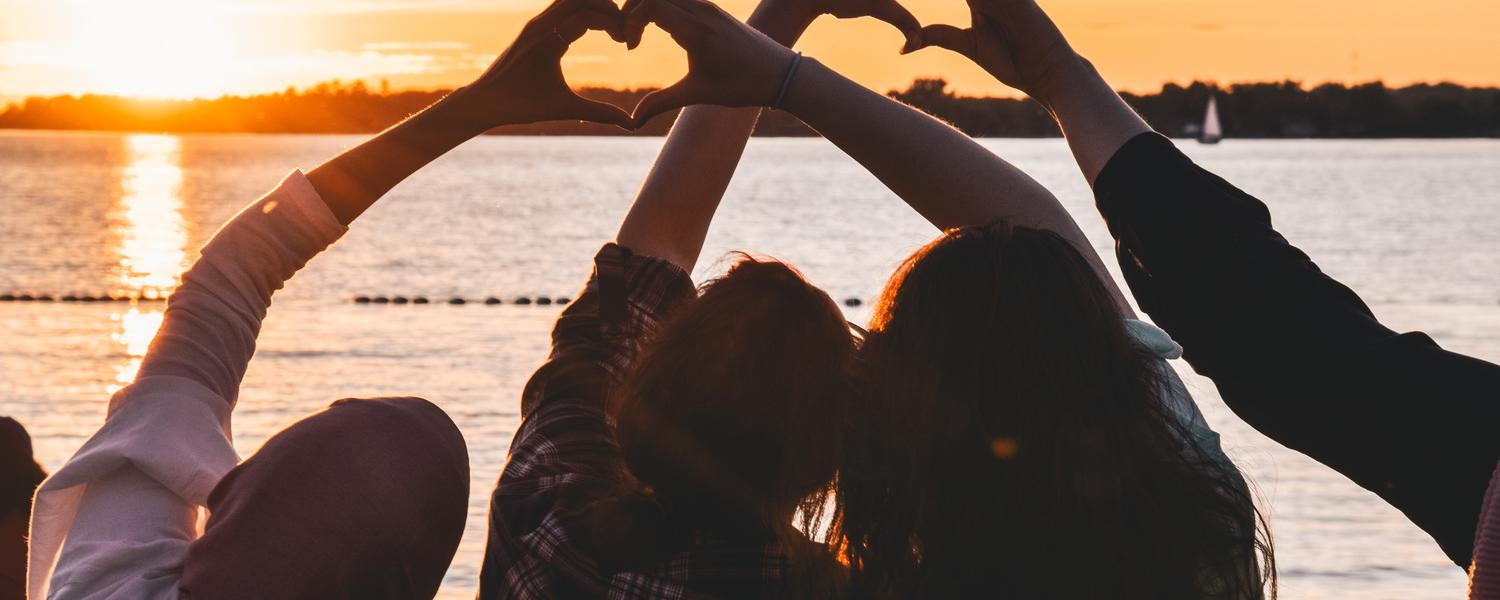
593,256 -> 855,597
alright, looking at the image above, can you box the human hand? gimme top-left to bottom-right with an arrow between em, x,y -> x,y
449,0 -> 634,130
626,0 -> 798,127
760,0 -> 924,52
914,0 -> 1086,105
622,0 -> 920,51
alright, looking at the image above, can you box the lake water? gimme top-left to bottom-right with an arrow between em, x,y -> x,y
2,130 -> 1497,598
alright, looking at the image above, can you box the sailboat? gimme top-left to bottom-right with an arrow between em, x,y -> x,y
1199,95 -> 1223,144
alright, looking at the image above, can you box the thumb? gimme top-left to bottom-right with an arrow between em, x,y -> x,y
568,96 -> 635,129
870,0 -> 923,54
916,24 -> 975,58
631,80 -> 697,129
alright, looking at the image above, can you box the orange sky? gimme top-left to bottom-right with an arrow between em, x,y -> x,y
1,0 -> 1497,101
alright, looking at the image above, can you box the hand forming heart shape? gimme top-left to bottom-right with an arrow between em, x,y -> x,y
453,0 -> 636,130
622,0 -> 798,128
455,0 -> 921,131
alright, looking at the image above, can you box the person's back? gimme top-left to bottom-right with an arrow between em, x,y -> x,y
838,222 -> 1271,599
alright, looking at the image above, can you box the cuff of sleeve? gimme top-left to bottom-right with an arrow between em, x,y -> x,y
279,169 -> 350,243
592,242 -> 695,330
1092,132 -> 1190,213
201,170 -> 348,261
1124,319 -> 1184,360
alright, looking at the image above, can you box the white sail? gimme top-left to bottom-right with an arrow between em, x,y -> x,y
1200,95 -> 1223,144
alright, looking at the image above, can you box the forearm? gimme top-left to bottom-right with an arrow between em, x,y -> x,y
614,5 -> 812,270
137,173 -> 346,404
782,59 -> 1064,231
614,106 -> 761,269
1031,57 -> 1153,187
306,89 -> 488,225
137,95 -> 473,401
781,58 -> 1133,315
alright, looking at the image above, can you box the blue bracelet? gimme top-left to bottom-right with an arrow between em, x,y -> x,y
770,52 -> 804,111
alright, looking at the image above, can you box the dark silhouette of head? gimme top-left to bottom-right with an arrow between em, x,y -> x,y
837,221 -> 1272,598
592,256 -> 855,597
2,417 -> 47,597
1,417 -> 45,519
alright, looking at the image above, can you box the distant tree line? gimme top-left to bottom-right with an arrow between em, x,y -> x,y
891,79 -> 1500,138
0,80 -> 806,136
2,78 -> 1497,137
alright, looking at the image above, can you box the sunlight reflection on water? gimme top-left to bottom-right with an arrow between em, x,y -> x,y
106,134 -> 189,393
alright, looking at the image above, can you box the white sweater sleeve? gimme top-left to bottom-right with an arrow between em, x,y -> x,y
28,171 -> 347,600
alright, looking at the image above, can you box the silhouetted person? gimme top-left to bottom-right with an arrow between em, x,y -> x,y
25,1 -> 643,596
2,417 -> 46,600
910,0 -> 1500,593
608,0 -> 1272,595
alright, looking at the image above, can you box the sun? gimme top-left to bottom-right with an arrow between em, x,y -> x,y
70,0 -> 239,98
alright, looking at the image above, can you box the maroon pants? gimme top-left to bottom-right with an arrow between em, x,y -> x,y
179,397 -> 469,599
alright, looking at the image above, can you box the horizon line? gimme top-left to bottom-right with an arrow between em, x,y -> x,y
6,77 -> 1500,107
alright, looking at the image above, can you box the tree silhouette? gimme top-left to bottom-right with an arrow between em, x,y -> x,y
1,79 -> 1495,138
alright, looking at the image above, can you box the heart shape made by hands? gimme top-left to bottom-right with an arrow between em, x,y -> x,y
613,0 -> 925,128
465,0 -> 924,131
457,0 -> 642,130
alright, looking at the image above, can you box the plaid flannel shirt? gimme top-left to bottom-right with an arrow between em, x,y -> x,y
477,243 -> 796,600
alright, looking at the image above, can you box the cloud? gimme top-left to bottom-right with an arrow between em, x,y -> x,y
0,39 -> 488,98
225,0 -> 534,15
0,41 -> 78,69
234,49 -> 467,80
362,41 -> 471,51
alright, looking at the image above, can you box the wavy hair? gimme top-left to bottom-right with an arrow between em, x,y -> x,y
836,221 -> 1274,599
590,256 -> 856,598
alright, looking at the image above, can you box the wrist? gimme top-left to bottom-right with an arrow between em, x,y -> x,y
435,85 -> 510,133
1026,54 -> 1099,111
775,56 -> 823,118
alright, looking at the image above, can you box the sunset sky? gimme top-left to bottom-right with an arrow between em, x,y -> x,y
1,0 -> 1497,102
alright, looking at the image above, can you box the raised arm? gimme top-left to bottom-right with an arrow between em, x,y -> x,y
628,0 -> 1131,313
135,0 -> 631,404
309,0 -> 631,225
613,0 -> 920,271
29,5 -> 632,596
919,0 -> 1500,578
913,0 -> 1150,185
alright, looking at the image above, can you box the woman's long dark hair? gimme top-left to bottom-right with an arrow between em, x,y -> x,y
836,221 -> 1274,599
589,256 -> 855,598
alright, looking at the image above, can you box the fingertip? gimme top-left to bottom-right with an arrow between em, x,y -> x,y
615,116 -> 639,132
630,105 -> 662,130
623,10 -> 647,47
